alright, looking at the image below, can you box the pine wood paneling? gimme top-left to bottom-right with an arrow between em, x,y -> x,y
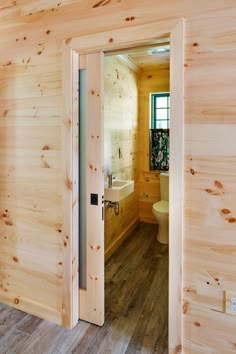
138,68 -> 169,223
104,56 -> 139,259
0,223 -> 168,353
0,0 -> 236,352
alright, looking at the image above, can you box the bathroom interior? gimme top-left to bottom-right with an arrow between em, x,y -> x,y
103,38 -> 170,349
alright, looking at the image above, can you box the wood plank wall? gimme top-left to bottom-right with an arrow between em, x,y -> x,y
0,1 -> 236,352
0,40 -> 63,324
104,56 -> 139,260
138,66 -> 169,223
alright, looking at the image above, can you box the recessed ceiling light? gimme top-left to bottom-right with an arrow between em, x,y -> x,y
149,47 -> 170,55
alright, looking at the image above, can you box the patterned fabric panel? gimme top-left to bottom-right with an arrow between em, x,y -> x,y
150,129 -> 169,171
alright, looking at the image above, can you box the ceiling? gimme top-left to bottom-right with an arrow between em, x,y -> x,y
127,43 -> 170,72
107,38 -> 170,72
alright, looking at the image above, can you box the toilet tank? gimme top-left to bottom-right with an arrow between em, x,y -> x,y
160,172 -> 169,201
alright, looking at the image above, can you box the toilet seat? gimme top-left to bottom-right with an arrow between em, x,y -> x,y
153,201 -> 169,215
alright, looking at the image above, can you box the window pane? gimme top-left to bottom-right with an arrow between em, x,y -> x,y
156,96 -> 167,108
156,108 -> 168,120
167,96 -> 170,108
155,120 -> 168,129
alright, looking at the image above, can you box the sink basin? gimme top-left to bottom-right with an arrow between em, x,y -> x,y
104,179 -> 134,202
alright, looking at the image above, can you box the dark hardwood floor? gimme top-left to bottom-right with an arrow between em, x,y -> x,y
0,222 -> 168,353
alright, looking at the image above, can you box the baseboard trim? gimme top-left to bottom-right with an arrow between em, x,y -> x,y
105,217 -> 140,262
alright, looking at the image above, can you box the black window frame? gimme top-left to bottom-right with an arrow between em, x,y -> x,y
150,92 -> 170,129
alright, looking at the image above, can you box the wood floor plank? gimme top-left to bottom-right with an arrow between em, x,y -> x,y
16,314 -> 43,335
0,222 -> 168,353
0,329 -> 30,353
126,241 -> 168,354
0,305 -> 28,343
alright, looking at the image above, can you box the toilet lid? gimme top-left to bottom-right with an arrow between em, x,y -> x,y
153,201 -> 169,214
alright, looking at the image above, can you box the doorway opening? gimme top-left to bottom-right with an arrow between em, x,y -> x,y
62,19 -> 184,351
103,39 -> 170,351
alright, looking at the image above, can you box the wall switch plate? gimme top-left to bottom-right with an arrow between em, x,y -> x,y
225,291 -> 236,315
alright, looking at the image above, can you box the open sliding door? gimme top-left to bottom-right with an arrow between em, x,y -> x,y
78,52 -> 104,326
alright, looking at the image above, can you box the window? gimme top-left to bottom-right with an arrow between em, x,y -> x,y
150,92 -> 170,129
149,92 -> 170,171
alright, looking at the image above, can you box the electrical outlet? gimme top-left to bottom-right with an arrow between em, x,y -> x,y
225,291 -> 236,315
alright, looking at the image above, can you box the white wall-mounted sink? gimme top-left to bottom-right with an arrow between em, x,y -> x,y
104,180 -> 134,202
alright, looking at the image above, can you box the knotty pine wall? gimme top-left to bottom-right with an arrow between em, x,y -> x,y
104,56 -> 139,260
0,0 -> 236,352
138,66 -> 169,223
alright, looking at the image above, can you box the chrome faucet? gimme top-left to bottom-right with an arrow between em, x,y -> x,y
108,173 -> 113,188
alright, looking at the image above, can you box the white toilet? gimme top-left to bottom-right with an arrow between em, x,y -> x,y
152,173 -> 169,244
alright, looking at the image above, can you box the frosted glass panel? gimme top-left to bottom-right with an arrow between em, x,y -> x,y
79,69 -> 87,289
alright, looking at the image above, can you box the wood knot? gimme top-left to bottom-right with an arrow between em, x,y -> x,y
14,298 -> 19,304
184,287 -> 197,294
221,208 -> 231,214
228,217 -> 236,223
65,177 -> 73,191
13,256 -> 18,263
174,344 -> 182,354
42,145 -> 50,150
190,168 -> 195,175
193,42 -> 199,47
204,188 -> 219,196
93,0 -> 111,8
109,38 -> 114,43
46,30 -> 51,35
5,221 -> 13,226
214,180 -> 223,189
194,321 -> 201,327
125,16 -> 135,21
183,300 -> 189,314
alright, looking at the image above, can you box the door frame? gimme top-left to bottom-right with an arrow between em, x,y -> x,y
62,18 -> 184,351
